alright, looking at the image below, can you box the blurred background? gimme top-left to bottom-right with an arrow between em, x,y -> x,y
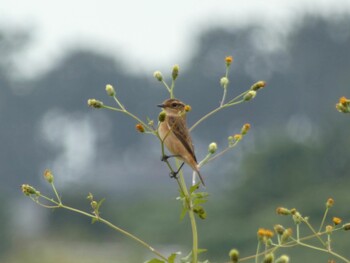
1,0 -> 350,262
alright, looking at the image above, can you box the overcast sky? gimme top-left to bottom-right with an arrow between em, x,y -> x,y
2,0 -> 350,79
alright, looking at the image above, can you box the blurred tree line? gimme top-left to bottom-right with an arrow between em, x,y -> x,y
1,14 -> 350,262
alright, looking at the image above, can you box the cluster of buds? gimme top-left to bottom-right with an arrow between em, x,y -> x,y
244,80 -> 266,101
193,206 -> 206,219
335,96 -> 350,113
228,123 -> 251,146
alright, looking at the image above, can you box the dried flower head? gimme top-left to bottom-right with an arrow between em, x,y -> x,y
326,198 -> 334,208
43,169 -> 54,183
241,123 -> 251,135
135,123 -> 145,133
276,207 -> 291,215
251,81 -> 266,91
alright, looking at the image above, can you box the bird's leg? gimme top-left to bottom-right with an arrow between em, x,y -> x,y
169,162 -> 185,179
161,154 -> 181,162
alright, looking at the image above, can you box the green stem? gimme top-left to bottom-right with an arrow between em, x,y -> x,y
178,171 -> 198,263
318,207 -> 329,233
170,79 -> 175,99
220,88 -> 227,107
255,241 -> 261,263
51,183 -> 62,205
190,105 -> 226,132
102,105 -> 154,133
302,217 -> 326,247
34,192 -> 168,262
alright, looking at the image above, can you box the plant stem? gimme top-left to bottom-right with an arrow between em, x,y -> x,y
176,160 -> 198,263
190,105 -> 226,132
35,192 -> 168,262
318,207 -> 329,233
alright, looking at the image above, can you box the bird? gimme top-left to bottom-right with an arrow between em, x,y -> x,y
157,98 -> 205,186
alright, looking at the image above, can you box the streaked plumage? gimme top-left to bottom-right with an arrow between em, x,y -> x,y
158,98 -> 205,186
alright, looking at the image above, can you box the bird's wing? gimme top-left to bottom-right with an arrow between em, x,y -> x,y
167,115 -> 197,162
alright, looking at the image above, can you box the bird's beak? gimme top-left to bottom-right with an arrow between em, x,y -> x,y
157,104 -> 165,108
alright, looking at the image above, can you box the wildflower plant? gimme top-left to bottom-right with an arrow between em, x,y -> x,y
21,56 -> 349,263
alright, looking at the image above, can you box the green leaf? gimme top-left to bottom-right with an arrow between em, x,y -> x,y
145,258 -> 165,263
189,183 -> 200,194
168,252 -> 178,263
179,206 -> 188,220
96,198 -> 105,210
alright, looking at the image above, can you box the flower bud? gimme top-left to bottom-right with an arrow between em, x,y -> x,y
225,56 -> 233,66
332,217 -> 342,225
91,201 -> 98,210
326,198 -> 334,208
263,253 -> 274,263
243,90 -> 256,101
275,255 -> 290,263
105,84 -> 115,96
153,71 -> 163,81
292,211 -> 302,224
274,224 -> 285,235
184,105 -> 192,112
241,123 -> 251,135
227,136 -> 235,146
21,184 -> 37,196
87,99 -> 103,108
251,80 -> 266,91
43,169 -> 54,183
208,142 -> 218,154
220,77 -> 229,88
336,97 -> 350,113
281,228 -> 293,243
276,207 -> 291,215
158,111 -> 166,122
172,64 -> 179,80
135,123 -> 145,133
343,223 -> 350,230
233,134 -> 242,141
326,225 -> 333,234
228,249 -> 239,263
87,192 -> 94,201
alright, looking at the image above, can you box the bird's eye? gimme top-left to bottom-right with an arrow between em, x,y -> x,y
171,103 -> 178,107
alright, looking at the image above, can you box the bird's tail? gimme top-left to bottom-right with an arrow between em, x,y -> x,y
196,170 -> 206,186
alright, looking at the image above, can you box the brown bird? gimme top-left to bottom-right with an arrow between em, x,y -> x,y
157,98 -> 205,186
